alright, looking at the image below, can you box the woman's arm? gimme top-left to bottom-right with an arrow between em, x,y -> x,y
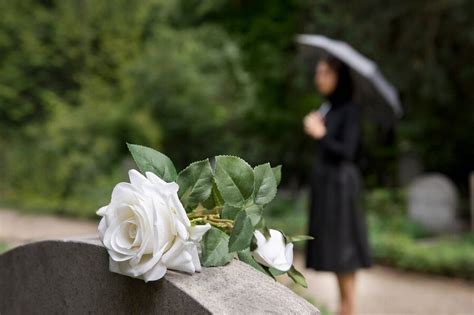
319,106 -> 361,161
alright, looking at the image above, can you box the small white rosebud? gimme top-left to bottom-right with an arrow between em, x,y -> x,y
252,229 -> 293,272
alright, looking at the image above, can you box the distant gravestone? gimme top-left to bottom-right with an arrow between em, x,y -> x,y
408,173 -> 460,234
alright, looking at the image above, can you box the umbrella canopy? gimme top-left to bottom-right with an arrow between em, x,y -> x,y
296,34 -> 403,126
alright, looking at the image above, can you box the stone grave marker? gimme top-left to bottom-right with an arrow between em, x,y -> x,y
407,173 -> 460,234
0,236 -> 319,314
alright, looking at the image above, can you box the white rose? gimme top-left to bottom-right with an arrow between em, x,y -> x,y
97,169 -> 210,282
252,229 -> 293,272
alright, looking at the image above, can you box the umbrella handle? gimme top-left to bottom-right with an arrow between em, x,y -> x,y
317,102 -> 331,119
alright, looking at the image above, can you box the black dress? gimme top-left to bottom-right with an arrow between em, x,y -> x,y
306,101 -> 372,273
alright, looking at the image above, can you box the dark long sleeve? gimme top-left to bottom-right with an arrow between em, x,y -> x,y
319,105 -> 361,161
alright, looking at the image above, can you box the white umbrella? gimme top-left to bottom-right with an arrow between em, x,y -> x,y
296,34 -> 403,125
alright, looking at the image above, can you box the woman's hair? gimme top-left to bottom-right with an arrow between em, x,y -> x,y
319,54 -> 354,104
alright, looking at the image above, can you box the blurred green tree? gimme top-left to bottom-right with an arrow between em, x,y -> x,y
123,25 -> 255,168
0,0 -> 473,217
0,0 -> 255,216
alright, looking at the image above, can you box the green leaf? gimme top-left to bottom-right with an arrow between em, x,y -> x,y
250,236 -> 258,251
127,143 -> 177,182
286,235 -> 314,242
228,210 -> 254,252
211,181 -> 224,207
200,227 -> 234,267
237,249 -> 269,276
245,204 -> 263,227
288,266 -> 308,288
214,155 -> 254,207
262,224 -> 271,239
253,163 -> 277,205
202,181 -> 223,209
221,204 -> 241,220
268,267 -> 286,277
272,165 -> 282,186
177,159 -> 213,209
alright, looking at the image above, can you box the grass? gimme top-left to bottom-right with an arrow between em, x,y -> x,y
265,190 -> 309,250
265,189 -> 474,280
370,214 -> 474,280
0,243 -> 8,254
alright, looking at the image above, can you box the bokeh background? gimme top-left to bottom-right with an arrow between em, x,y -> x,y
1,1 -> 473,313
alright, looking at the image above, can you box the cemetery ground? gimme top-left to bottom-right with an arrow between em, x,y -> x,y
1,207 -> 473,315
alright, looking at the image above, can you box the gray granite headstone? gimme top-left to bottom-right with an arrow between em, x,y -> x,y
408,173 -> 460,233
0,236 -> 318,314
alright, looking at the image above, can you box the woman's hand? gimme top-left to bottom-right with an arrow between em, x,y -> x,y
304,111 -> 327,139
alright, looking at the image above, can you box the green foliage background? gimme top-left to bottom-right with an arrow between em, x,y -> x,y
0,0 -> 473,218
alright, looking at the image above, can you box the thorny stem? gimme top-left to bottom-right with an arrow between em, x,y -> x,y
187,205 -> 233,232
187,206 -> 221,218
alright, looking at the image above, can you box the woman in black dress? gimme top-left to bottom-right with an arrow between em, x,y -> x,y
304,55 -> 372,315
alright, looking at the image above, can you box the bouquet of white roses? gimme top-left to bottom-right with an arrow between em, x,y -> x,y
97,143 -> 311,287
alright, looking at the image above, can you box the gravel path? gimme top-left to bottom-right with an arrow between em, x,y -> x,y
1,208 -> 473,314
291,254 -> 474,315
0,208 -> 98,246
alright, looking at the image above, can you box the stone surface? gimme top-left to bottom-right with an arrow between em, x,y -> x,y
407,173 -> 461,233
0,236 -> 318,315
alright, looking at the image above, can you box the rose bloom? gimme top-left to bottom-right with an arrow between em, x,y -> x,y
97,169 -> 210,282
252,229 -> 293,272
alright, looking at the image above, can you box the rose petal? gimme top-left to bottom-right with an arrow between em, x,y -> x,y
270,245 -> 292,272
128,169 -> 150,191
252,250 -> 271,268
152,197 -> 174,251
189,224 -> 211,242
285,242 -> 294,268
122,251 -> 164,277
252,229 -> 292,272
170,194 -> 191,228
130,202 -> 155,254
109,222 -> 135,256
107,248 -> 130,262
190,246 -> 202,272
142,262 -> 167,282
161,240 -> 196,274
97,205 -> 108,216
175,220 -> 189,240
115,221 -> 134,249
254,230 -> 266,246
110,183 -> 139,208
145,171 -> 169,186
